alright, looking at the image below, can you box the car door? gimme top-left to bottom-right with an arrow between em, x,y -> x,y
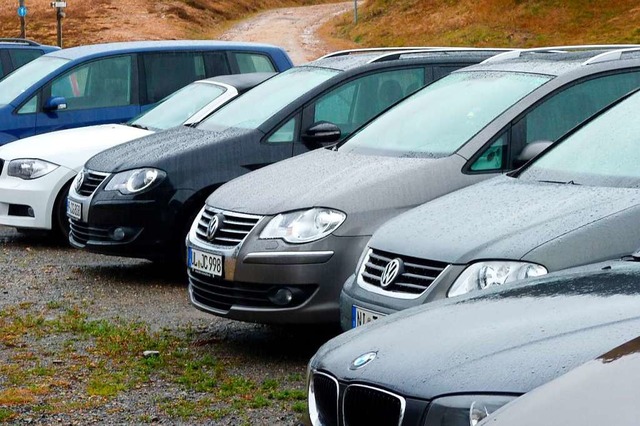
466,70 -> 640,173
34,54 -> 139,134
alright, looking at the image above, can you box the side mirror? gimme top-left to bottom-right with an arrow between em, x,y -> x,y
302,121 -> 341,147
514,140 -> 553,168
43,96 -> 68,112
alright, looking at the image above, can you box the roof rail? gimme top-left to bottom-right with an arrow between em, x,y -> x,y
0,38 -> 41,46
482,44 -> 640,63
370,47 -> 512,63
318,47 -> 439,60
583,47 -> 640,65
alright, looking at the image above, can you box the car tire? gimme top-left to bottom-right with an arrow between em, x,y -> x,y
52,180 -> 72,242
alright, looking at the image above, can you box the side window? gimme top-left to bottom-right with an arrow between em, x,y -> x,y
234,53 -> 276,73
204,52 -> 231,76
9,49 -> 43,69
267,117 -> 297,143
470,132 -> 508,172
519,71 -> 640,145
17,95 -> 38,114
50,56 -> 133,111
310,68 -> 425,140
143,52 -> 206,103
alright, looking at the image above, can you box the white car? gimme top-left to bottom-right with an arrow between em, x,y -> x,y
0,73 -> 273,239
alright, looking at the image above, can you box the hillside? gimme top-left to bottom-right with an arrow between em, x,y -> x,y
0,0 -> 340,47
325,0 -> 640,48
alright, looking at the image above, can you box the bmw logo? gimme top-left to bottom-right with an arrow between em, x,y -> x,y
380,258 -> 404,288
206,215 -> 220,241
350,351 -> 377,370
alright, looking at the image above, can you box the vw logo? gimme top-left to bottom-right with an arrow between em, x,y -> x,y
380,258 -> 403,288
74,170 -> 84,193
350,351 -> 377,370
206,215 -> 220,241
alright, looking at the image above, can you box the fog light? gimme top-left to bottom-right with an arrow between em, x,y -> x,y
111,227 -> 126,241
270,288 -> 294,306
27,207 -> 34,217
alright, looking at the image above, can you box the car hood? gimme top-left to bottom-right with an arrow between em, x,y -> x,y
85,126 -> 259,173
370,176 -> 640,268
207,149 -> 474,236
0,124 -> 151,170
311,261 -> 640,400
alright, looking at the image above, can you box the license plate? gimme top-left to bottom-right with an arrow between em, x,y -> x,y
188,247 -> 223,277
352,305 -> 386,328
66,198 -> 82,220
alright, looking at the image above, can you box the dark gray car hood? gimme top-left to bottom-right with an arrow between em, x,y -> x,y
311,261 -> 640,400
207,149 -> 478,236
85,126 -> 259,173
370,175 -> 640,269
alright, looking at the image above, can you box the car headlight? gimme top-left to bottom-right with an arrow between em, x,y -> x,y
259,208 -> 346,244
424,395 -> 517,426
103,168 -> 166,195
448,261 -> 547,298
7,159 -> 59,180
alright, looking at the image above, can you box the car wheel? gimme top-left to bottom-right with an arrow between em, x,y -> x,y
52,181 -> 72,242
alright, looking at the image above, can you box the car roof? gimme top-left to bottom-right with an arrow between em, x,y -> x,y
201,72 -> 276,92
0,38 -> 58,52
308,47 -> 510,71
46,40 -> 284,61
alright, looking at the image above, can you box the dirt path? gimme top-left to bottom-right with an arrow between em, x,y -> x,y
219,2 -> 354,64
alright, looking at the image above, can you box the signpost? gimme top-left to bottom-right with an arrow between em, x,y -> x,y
354,0 -> 358,24
17,1 -> 27,38
50,1 -> 67,47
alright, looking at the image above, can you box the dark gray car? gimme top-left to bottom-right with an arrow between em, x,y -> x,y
341,77 -> 640,330
308,257 -> 640,425
187,46 -> 640,325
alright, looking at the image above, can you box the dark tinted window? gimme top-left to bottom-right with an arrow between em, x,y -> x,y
143,52 -> 206,103
9,49 -> 43,69
234,53 -> 276,73
205,52 -> 230,76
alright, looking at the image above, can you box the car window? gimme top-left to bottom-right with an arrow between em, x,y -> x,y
234,53 -> 276,73
267,117 -> 297,143
143,52 -> 206,103
311,68 -> 425,141
470,132 -> 508,172
9,49 -> 43,69
0,56 -> 69,105
50,55 -> 133,110
17,95 -> 37,114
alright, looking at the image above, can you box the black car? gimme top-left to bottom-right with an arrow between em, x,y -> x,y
308,256 -> 640,425
0,38 -> 59,78
66,48 -> 505,262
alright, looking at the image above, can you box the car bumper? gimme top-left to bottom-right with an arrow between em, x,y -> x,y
186,216 -> 370,324
0,166 -> 75,230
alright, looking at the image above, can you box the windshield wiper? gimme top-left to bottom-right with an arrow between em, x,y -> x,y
538,179 -> 580,185
129,123 -> 149,130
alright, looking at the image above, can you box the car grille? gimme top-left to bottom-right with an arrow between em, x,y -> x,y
359,249 -> 449,295
195,207 -> 262,247
189,271 -> 316,311
77,169 -> 110,197
69,219 -> 110,245
311,373 -> 405,426
0,158 -> 4,175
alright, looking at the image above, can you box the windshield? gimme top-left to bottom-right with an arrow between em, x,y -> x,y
0,56 -> 69,105
340,71 -> 552,157
519,90 -> 640,188
130,81 -> 226,131
197,66 -> 339,132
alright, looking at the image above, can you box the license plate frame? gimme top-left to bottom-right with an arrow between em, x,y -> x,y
352,305 -> 386,328
66,198 -> 82,220
188,247 -> 223,278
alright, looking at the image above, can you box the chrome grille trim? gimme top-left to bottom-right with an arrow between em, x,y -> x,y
195,207 -> 262,247
309,371 -> 339,426
357,248 -> 450,299
0,158 -> 4,176
77,169 -> 110,197
342,384 -> 406,426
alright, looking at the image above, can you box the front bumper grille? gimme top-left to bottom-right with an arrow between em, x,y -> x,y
69,219 -> 110,245
195,207 -> 262,247
311,373 -> 405,426
359,249 -> 449,295
189,271 -> 316,311
77,169 -> 110,196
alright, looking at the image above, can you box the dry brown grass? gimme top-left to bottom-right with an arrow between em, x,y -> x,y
0,0 -> 342,47
326,0 -> 640,48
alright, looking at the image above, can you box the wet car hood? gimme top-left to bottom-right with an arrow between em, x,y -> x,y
85,126 -> 259,173
370,175 -> 640,268
0,124 -> 151,170
311,261 -> 640,400
206,148 -> 474,236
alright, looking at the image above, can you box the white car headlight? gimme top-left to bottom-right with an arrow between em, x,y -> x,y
7,159 -> 59,180
103,168 -> 166,195
448,261 -> 547,298
259,208 -> 346,244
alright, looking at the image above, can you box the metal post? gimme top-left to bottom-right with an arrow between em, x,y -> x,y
56,8 -> 63,47
19,0 -> 26,38
354,0 -> 358,24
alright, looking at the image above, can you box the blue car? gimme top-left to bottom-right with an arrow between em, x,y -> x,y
0,40 -> 292,145
0,38 -> 59,78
